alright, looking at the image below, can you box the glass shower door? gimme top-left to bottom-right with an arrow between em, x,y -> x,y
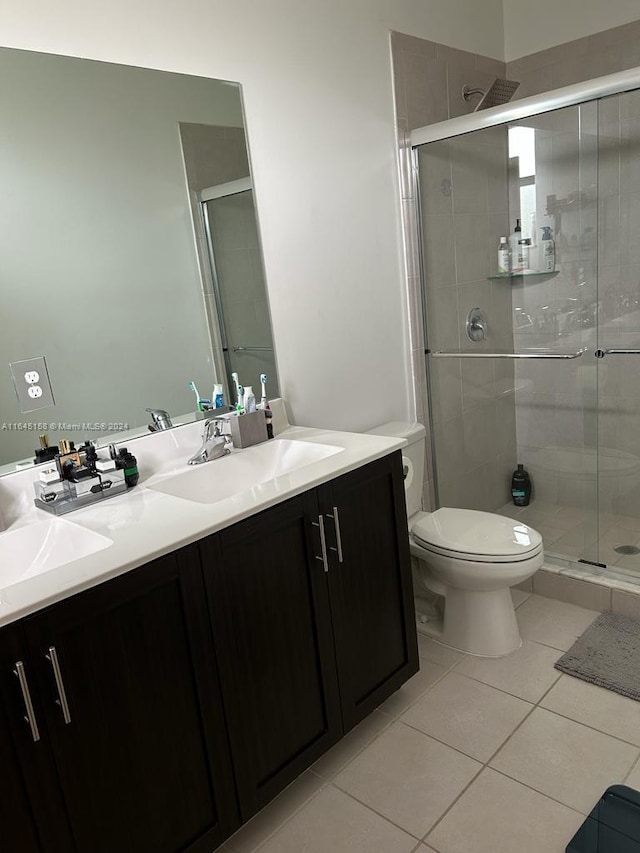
508,100 -> 600,567
419,99 -> 600,567
595,89 -> 640,577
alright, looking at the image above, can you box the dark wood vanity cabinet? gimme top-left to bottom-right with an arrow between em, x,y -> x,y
0,547 -> 239,853
201,489 -> 344,821
0,452 -> 417,852
0,673 -> 45,853
317,452 -> 418,731
202,450 -> 418,821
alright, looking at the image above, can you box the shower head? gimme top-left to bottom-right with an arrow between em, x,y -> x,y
462,78 -> 520,111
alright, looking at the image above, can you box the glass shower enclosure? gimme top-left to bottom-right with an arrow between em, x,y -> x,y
413,72 -> 640,583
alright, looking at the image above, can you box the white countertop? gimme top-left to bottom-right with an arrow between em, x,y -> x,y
0,416 -> 405,627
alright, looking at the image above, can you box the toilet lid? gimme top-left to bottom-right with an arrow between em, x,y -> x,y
411,507 -> 542,558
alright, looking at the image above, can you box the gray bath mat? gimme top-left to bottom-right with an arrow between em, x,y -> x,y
555,612 -> 640,701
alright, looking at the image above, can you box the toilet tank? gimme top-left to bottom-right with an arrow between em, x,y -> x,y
366,422 -> 426,517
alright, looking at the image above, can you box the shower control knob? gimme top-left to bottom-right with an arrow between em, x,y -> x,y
595,349 -> 606,359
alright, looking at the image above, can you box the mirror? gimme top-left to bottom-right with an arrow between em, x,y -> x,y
0,46 -> 278,473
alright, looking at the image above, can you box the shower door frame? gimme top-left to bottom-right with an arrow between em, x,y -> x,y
410,66 -> 640,148
409,64 -> 640,575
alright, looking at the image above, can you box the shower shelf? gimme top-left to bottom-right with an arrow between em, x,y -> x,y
488,270 -> 560,281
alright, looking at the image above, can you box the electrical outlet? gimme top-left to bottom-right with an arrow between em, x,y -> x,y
9,357 -> 55,413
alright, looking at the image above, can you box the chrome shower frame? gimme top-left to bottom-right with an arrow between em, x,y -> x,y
411,66 -> 640,148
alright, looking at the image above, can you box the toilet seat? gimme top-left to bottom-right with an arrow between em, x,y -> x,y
411,507 -> 542,564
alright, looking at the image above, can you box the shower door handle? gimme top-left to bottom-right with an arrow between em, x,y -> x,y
594,349 -> 640,358
428,349 -> 585,359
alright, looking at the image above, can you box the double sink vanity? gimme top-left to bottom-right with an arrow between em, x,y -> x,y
0,413 -> 418,853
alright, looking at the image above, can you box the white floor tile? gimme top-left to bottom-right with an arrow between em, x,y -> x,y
226,771 -> 325,853
426,768 -> 584,853
516,594 -> 599,651
334,722 -> 480,838
490,707 -> 639,813
311,710 -> 391,780
378,659 -> 448,718
626,757 -> 640,789
540,674 -> 640,746
255,786 -> 417,853
400,671 -> 532,762
416,634 -> 463,668
454,640 -> 561,703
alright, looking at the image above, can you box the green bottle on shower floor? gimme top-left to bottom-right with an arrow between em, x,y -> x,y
511,463 -> 531,507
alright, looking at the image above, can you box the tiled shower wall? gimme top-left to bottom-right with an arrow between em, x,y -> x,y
506,20 -> 640,100
391,32 -> 517,512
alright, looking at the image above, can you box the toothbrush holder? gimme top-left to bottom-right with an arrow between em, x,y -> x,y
227,410 -> 268,449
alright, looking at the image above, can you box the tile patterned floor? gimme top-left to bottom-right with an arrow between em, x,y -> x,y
222,593 -> 640,853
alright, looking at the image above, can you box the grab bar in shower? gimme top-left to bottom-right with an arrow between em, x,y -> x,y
427,349 -> 585,359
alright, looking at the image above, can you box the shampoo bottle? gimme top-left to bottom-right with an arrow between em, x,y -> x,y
511,463 -> 532,507
497,237 -> 511,274
509,219 -> 522,271
540,226 -> 556,272
516,238 -> 531,272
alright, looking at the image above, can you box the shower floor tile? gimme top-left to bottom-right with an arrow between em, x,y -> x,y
499,501 -> 640,580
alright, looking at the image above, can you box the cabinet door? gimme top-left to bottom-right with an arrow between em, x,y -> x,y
0,623 -> 74,853
0,667 -> 44,853
202,492 -> 342,820
319,452 -> 419,730
23,546 -> 238,853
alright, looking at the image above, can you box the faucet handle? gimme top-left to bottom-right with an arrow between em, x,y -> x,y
203,419 -> 219,440
145,408 -> 173,431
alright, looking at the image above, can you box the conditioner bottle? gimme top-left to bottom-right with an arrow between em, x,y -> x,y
511,463 -> 532,507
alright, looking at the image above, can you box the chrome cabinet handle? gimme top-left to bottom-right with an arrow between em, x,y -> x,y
13,661 -> 40,742
429,349 -> 584,359
327,506 -> 344,563
312,515 -> 329,573
46,647 -> 71,725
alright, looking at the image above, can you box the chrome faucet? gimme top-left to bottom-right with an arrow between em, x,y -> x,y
146,408 -> 173,432
188,419 -> 231,465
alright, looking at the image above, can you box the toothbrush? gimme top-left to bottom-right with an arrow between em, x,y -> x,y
236,384 -> 245,413
231,372 -> 241,407
188,380 -> 211,412
260,373 -> 268,408
189,380 -> 203,412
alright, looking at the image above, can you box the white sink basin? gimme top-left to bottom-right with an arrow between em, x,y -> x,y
148,438 -> 343,504
0,519 -> 113,588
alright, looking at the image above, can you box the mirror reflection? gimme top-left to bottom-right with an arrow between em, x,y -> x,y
0,47 -> 277,472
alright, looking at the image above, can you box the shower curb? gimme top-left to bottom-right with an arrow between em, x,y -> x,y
516,563 -> 640,618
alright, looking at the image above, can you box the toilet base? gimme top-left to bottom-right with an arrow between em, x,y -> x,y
416,587 -> 522,657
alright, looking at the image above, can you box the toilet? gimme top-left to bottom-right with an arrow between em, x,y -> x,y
369,422 -> 543,657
